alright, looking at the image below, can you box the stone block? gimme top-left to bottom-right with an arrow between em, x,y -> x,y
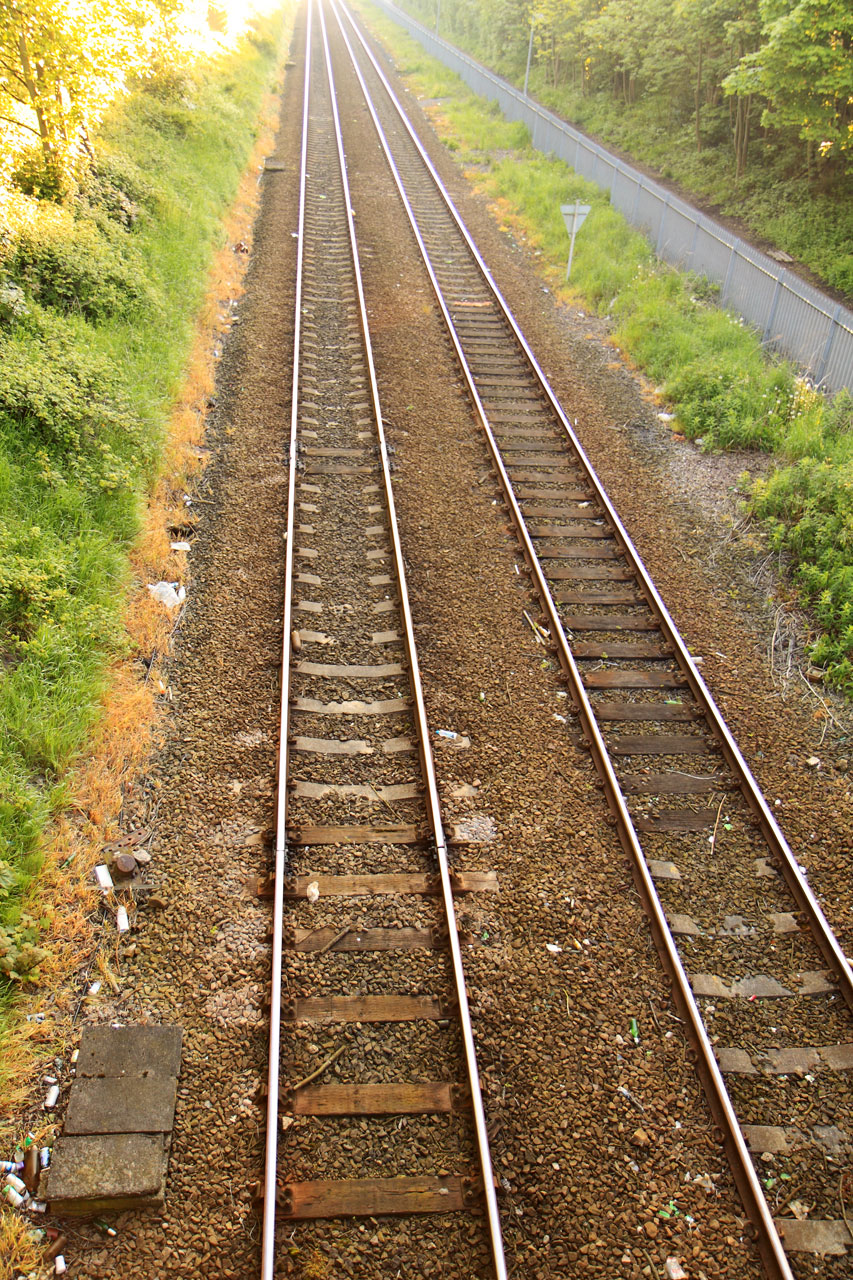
774,1218 -> 851,1255
47,1132 -> 167,1215
742,1124 -> 791,1155
77,1024 -> 183,1078
65,1076 -> 178,1135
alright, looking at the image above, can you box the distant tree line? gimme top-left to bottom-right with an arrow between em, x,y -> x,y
416,0 -> 852,181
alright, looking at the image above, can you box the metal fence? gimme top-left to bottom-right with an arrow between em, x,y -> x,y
371,0 -> 853,395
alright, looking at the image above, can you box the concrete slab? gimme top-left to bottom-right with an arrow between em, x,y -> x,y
47,1132 -> 167,1215
742,1124 -> 791,1155
820,1043 -> 853,1071
690,973 -> 731,998
731,975 -> 792,998
765,1047 -> 821,1075
774,1218 -> 851,1255
667,913 -> 702,936
797,970 -> 835,995
648,859 -> 680,880
65,1076 -> 178,1135
769,912 -> 798,934
77,1024 -> 183,1078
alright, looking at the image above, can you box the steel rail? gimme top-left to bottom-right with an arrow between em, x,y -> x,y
315,6 -> 507,1274
261,4 -> 312,1274
262,5 -> 508,1275
329,6 -> 805,1276
336,0 -> 853,1027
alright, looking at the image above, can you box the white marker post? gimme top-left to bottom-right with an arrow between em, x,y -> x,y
560,201 -> 591,280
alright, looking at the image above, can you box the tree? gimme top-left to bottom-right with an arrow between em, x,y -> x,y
0,0 -> 185,185
725,0 -> 853,175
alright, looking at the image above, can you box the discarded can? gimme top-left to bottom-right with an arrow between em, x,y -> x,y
5,1172 -> 27,1194
3,1183 -> 26,1208
54,1255 -> 68,1275
39,1147 -> 51,1170
44,1085 -> 60,1110
0,1160 -> 23,1173
22,1145 -> 40,1194
116,905 -> 130,933
29,1200 -> 47,1213
94,864 -> 114,892
44,1234 -> 67,1261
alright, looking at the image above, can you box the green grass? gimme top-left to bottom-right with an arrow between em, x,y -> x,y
0,14 -> 285,983
357,0 -> 853,693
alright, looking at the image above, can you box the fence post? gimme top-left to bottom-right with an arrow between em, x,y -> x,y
632,174 -> 642,222
656,194 -> 670,255
816,304 -> 843,387
762,272 -> 785,344
721,243 -> 737,305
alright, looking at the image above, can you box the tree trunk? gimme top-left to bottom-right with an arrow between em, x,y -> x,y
17,28 -> 53,162
734,93 -> 751,179
694,41 -> 703,153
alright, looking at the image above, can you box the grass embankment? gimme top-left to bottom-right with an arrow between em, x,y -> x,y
357,2 -> 853,694
0,16 -> 285,996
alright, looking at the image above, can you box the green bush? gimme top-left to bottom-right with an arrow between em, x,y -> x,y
0,316 -> 147,492
8,216 -> 157,321
0,915 -> 49,983
752,457 -> 853,687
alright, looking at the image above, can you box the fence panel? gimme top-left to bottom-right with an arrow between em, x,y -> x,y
372,0 -> 853,394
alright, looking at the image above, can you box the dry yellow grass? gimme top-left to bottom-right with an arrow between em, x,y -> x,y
0,52 -> 289,1267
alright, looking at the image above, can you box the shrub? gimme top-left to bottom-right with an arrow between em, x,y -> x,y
752,457 -> 853,686
0,915 -> 48,982
8,215 -> 156,321
0,318 -> 148,492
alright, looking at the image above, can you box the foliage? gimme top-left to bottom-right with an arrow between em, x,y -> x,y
6,216 -> 157,320
0,915 -> 48,982
0,8 -> 284,989
0,0 -> 183,182
724,0 -> 853,168
750,393 -> 853,687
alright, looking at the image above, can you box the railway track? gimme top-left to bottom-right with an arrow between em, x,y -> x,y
282,3 -> 853,1276
260,5 -> 506,1277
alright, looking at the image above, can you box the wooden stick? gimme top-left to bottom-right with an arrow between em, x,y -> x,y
291,1044 -> 346,1092
317,922 -> 352,955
